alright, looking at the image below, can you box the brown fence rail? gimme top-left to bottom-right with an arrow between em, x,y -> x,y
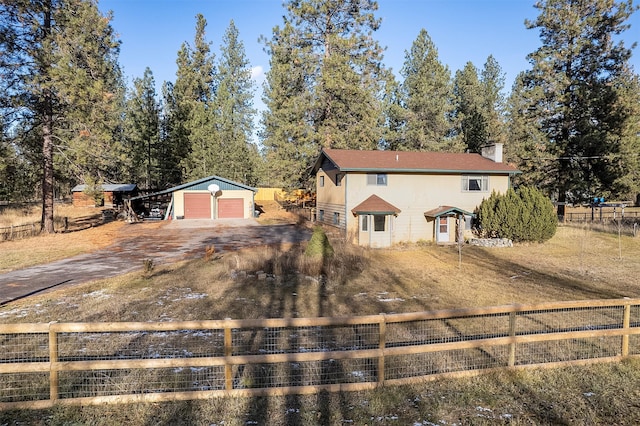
1,298 -> 640,410
0,222 -> 40,241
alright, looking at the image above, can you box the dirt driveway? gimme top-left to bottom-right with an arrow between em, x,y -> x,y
0,219 -> 312,305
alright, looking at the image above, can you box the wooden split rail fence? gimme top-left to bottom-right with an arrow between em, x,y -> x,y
1,298 -> 640,410
0,222 -> 40,241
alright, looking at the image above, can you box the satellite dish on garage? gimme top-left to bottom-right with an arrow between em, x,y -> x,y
208,183 -> 220,195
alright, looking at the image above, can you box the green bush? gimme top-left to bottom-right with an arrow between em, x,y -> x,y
476,186 -> 557,242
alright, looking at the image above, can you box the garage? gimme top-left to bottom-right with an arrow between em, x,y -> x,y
184,193 -> 211,219
132,175 -> 256,220
218,198 -> 244,219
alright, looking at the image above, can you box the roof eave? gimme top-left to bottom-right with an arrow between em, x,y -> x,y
338,167 -> 519,174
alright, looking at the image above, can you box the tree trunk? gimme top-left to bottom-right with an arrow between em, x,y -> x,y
41,107 -> 55,234
40,4 -> 55,234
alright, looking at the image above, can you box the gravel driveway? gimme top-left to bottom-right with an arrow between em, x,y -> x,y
0,219 -> 312,305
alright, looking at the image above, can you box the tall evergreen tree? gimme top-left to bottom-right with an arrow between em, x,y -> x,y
289,0 -> 387,150
479,55 -> 507,148
506,73 -> 556,189
213,20 -> 258,184
260,21 -> 316,189
124,67 -> 161,189
0,0 -> 124,232
452,61 -> 486,153
399,29 -> 458,152
522,0 -> 638,210
167,14 -> 217,183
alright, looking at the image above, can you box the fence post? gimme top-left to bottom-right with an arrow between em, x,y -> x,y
622,303 -> 631,357
224,320 -> 233,391
378,315 -> 386,384
508,311 -> 517,367
49,322 -> 59,401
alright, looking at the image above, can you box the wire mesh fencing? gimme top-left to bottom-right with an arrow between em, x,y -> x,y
1,299 -> 640,409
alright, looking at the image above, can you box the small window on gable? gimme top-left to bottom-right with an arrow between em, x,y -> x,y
319,175 -> 325,187
462,175 -> 488,192
367,173 -> 387,186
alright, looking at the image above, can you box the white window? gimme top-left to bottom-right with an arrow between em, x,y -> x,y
367,173 -> 387,186
361,215 -> 368,231
319,176 -> 324,187
462,175 -> 488,192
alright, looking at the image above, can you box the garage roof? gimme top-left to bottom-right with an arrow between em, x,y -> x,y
130,175 -> 256,201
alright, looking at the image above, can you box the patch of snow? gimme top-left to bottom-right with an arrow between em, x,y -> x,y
83,290 -> 111,299
378,297 -> 405,303
584,392 -> 595,397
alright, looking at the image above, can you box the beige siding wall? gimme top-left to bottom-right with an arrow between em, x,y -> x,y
344,173 -> 512,244
316,169 -> 347,230
173,189 -> 255,219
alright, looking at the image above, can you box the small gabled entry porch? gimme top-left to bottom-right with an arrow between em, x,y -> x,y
424,206 -> 474,244
351,195 -> 401,248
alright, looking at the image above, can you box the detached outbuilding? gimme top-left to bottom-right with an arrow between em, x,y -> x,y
134,175 -> 256,220
71,184 -> 138,208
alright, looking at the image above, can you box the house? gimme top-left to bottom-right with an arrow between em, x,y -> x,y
71,184 -> 138,208
131,175 -> 257,220
312,144 -> 519,247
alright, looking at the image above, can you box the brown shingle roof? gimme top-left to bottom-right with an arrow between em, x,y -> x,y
351,195 -> 401,215
320,148 -> 518,174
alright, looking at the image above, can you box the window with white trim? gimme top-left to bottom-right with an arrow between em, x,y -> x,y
361,215 -> 368,231
319,176 -> 324,187
373,215 -> 386,231
367,173 -> 387,186
462,175 -> 488,192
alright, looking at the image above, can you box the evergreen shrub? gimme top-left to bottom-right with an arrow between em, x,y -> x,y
305,226 -> 334,257
476,186 -> 557,242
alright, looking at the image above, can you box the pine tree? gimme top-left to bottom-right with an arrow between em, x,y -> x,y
124,67 -> 161,189
479,55 -> 507,148
260,21 -> 316,189
213,20 -> 258,184
400,29 -> 458,152
506,72 -> 557,189
168,14 -> 217,183
522,0 -> 637,211
608,72 -> 640,201
452,61 -> 486,153
0,0 -> 124,232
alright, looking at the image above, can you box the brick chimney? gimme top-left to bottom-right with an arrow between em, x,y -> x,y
481,143 -> 503,163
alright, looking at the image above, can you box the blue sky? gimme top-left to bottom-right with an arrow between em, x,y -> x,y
98,0 -> 640,102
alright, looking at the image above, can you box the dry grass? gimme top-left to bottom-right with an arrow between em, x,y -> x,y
1,218 -> 640,424
1,224 -> 638,324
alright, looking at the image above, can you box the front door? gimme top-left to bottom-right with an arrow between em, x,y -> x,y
437,216 -> 449,242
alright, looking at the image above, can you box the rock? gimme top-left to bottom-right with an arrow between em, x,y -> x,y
468,238 -> 513,248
